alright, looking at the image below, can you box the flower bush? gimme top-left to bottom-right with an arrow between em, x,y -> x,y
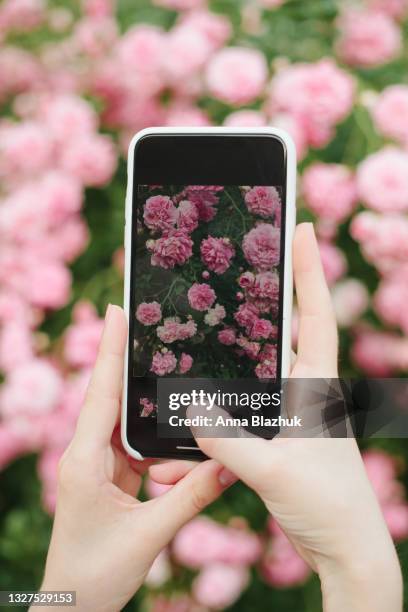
1,0 -> 408,609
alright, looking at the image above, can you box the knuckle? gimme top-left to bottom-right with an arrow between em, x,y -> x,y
189,482 -> 210,513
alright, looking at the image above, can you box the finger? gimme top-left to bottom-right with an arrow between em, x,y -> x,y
149,460 -> 198,484
74,304 -> 127,450
293,223 -> 338,376
145,460 -> 237,544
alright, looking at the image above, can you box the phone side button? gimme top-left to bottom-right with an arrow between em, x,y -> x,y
176,446 -> 201,451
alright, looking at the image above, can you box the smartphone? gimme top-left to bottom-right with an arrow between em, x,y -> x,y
122,127 -> 296,460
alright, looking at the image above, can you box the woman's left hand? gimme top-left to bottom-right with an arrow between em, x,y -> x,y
37,305 -> 232,612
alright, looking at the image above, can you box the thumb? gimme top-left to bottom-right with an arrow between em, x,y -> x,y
145,459 -> 236,545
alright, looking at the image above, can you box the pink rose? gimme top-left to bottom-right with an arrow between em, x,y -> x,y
40,170 -> 83,224
332,279 -> 369,328
357,147 -> 408,213
157,317 -> 197,343
149,230 -> 193,269
0,0 -> 45,33
59,133 -> 117,187
165,105 -> 212,127
236,335 -> 261,359
153,0 -> 205,9
250,318 -> 273,340
351,330 -> 407,375
0,321 -> 33,373
218,328 -> 236,345
42,94 -> 98,143
0,359 -> 62,417
366,0 -> 408,20
238,271 -> 255,288
242,223 -> 280,270
270,59 -> 355,129
263,522 -> 311,587
200,236 -> 235,274
178,9 -> 232,50
234,302 -> 259,331
255,357 -> 277,379
204,304 -> 226,326
336,9 -> 402,67
224,110 -> 267,127
136,301 -> 162,326
382,504 -> 408,541
150,350 -> 177,376
179,353 -> 193,374
144,195 -> 178,232
24,259 -> 71,309
188,282 -> 216,311
302,163 -> 357,222
193,564 -> 249,610
176,200 -> 199,233
0,121 -> 52,179
64,303 -> 104,368
318,241 -> 347,285
205,47 -> 268,105
372,85 -> 408,146
116,25 -> 165,74
247,271 -> 280,301
244,186 -> 281,219
185,187 -> 220,222
374,269 -> 408,334
74,16 -> 118,58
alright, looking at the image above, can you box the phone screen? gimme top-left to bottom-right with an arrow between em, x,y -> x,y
126,134 -> 287,456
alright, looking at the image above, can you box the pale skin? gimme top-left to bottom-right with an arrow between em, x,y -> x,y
36,223 -> 402,612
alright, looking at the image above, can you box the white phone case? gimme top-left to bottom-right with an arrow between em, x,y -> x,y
121,127 -> 297,461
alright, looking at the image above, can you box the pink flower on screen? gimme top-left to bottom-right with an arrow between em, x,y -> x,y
302,163 -> 357,222
234,302 -> 259,332
185,188 -> 220,222
157,317 -> 197,343
218,328 -> 237,345
0,359 -> 62,417
140,397 -> 155,416
136,301 -> 162,326
236,335 -> 261,360
224,110 -> 267,127
336,9 -> 402,68
245,186 -> 281,219
149,230 -> 193,269
205,47 -> 268,106
238,271 -> 255,288
176,200 -> 198,233
150,350 -> 177,376
193,563 -> 249,610
255,355 -> 277,379
249,318 -> 273,340
204,304 -> 226,326
59,133 -> 117,187
179,353 -> 193,374
242,223 -> 280,270
248,271 -> 280,301
144,195 -> 178,232
357,147 -> 408,213
372,85 -> 408,146
188,283 -> 216,311
200,236 -> 235,274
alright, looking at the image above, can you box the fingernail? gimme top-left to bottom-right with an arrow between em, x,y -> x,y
218,468 -> 238,488
105,303 -> 113,322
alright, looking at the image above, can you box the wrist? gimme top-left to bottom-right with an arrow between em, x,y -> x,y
318,548 -> 402,612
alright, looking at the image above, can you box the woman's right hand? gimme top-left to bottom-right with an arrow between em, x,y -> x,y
152,224 -> 403,612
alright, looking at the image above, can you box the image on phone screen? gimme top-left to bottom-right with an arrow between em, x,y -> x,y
132,183 -> 283,417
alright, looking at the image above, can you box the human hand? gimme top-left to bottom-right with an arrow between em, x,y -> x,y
36,305 -> 232,612
153,223 -> 402,612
